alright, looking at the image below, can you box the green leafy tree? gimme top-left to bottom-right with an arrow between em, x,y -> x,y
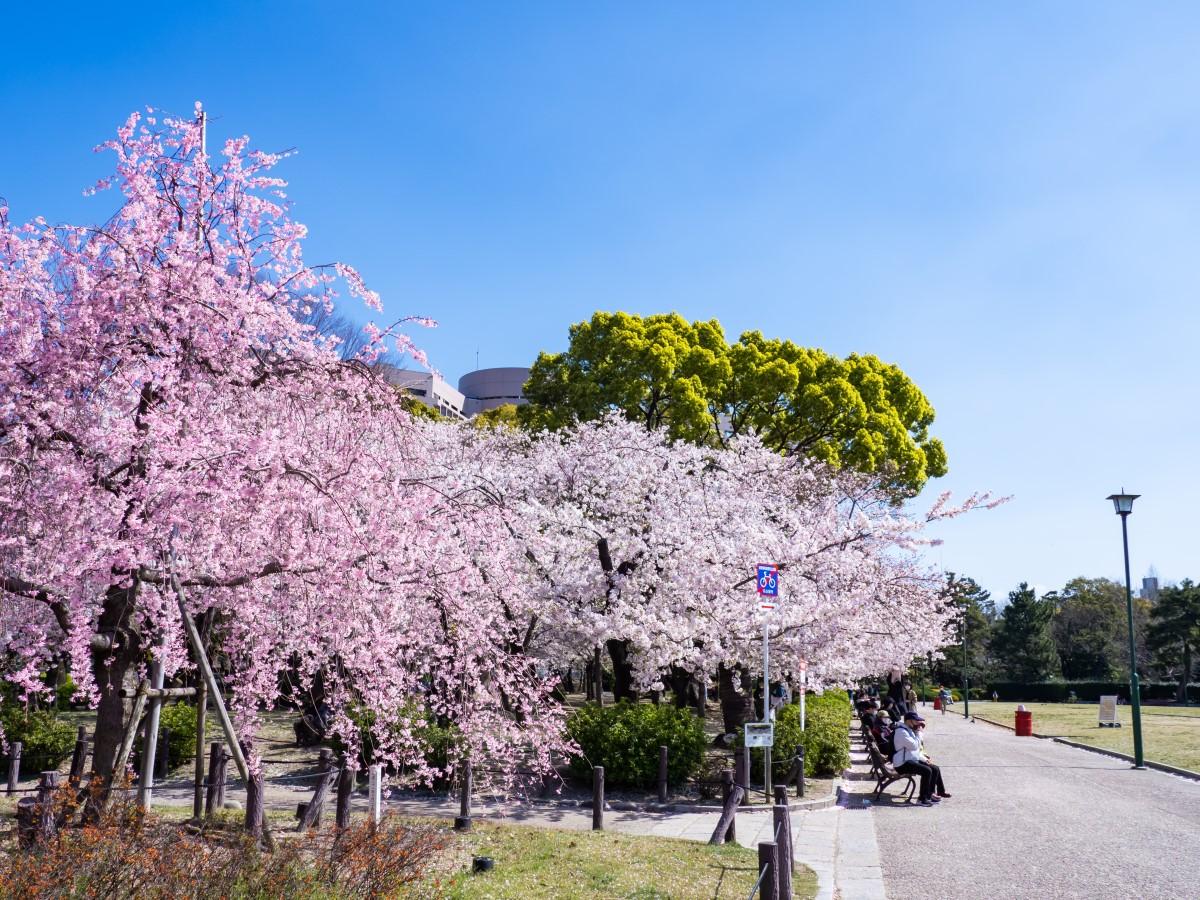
1050,578 -> 1129,680
991,583 -> 1061,682
521,311 -> 947,496
1147,579 -> 1200,701
472,402 -> 522,431
933,574 -> 995,686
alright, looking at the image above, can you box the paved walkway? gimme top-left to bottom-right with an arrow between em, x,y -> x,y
873,707 -> 1200,900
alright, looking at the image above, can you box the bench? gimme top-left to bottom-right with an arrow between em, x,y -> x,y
866,741 -> 916,802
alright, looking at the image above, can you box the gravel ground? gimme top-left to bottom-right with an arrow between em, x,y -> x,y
872,707 -> 1200,900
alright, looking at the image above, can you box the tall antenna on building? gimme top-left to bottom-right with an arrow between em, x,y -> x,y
476,347 -> 480,371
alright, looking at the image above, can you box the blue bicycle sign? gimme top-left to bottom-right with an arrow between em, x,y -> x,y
756,564 -> 779,597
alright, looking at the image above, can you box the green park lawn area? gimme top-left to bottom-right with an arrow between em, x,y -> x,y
965,701 -> 1200,772
440,821 -> 817,900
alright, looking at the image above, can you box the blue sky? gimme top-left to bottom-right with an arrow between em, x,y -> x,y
3,3 -> 1198,604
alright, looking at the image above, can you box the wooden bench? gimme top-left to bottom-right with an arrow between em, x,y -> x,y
866,741 -> 916,802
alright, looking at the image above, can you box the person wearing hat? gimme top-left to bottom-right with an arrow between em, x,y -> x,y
892,711 -> 950,806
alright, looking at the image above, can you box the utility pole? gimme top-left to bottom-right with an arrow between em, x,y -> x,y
962,606 -> 970,719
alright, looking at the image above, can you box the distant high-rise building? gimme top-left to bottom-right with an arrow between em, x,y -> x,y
1141,577 -> 1159,600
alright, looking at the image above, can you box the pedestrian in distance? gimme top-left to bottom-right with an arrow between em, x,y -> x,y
892,711 -> 951,807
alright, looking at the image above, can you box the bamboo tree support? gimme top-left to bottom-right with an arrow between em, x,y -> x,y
138,657 -> 165,809
110,679 -> 149,797
168,564 -> 274,851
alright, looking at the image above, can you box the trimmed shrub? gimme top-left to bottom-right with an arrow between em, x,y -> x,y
566,701 -> 706,788
987,681 -> 1200,703
0,706 -> 75,771
741,691 -> 853,778
133,702 -> 199,773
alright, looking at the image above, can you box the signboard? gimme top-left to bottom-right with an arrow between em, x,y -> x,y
756,564 -> 779,610
744,721 -> 775,748
1098,695 -> 1121,728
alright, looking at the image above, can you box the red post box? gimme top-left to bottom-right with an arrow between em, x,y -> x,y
1015,708 -> 1033,736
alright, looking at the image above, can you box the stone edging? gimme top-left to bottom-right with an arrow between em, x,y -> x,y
971,714 -> 1200,783
411,775 -> 841,815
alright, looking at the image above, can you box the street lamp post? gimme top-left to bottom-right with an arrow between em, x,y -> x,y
1107,490 -> 1146,770
962,607 -> 970,719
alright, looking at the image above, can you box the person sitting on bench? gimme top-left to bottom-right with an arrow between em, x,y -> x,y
892,711 -> 951,807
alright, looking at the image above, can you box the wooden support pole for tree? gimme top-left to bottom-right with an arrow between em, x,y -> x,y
758,841 -> 779,900
657,745 -> 669,804
111,679 -> 148,796
6,741 -> 21,794
168,564 -> 274,850
709,771 -> 744,844
297,748 -> 336,831
592,765 -> 604,831
192,677 -> 208,819
119,686 -> 197,699
335,760 -> 354,830
719,769 -> 736,843
455,758 -> 473,831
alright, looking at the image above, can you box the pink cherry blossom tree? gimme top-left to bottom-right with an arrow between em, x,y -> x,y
0,108 -> 566,793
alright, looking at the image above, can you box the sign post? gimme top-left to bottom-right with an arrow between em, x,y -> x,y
799,660 -> 807,732
756,564 -> 779,800
1098,695 -> 1121,728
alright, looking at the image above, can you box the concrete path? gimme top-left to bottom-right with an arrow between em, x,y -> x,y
872,707 -> 1200,900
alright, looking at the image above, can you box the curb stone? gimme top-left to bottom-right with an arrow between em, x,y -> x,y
972,713 -> 1200,782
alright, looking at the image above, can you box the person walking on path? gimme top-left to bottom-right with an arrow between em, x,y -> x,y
892,711 -> 951,806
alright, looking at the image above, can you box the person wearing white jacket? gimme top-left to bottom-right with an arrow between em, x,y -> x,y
892,711 -> 951,806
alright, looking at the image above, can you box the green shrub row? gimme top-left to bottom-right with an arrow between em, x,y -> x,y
0,706 -> 76,770
134,702 -> 199,772
566,701 -> 707,788
742,691 -> 852,778
986,681 -> 1200,703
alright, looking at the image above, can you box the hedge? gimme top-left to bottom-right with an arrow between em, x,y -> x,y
741,691 -> 852,779
566,701 -> 707,788
134,702 -> 198,772
0,706 -> 75,771
986,681 -> 1200,703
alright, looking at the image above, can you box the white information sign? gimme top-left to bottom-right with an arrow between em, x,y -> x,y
744,721 -> 775,748
1098,695 -> 1121,728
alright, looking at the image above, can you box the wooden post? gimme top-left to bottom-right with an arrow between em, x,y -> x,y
719,769 -> 736,843
591,765 -> 604,831
796,746 -> 805,799
204,742 -> 224,816
455,759 -> 473,831
774,790 -> 794,898
111,679 -> 148,795
335,760 -> 354,829
708,773 -> 744,844
297,748 -> 336,830
138,657 -> 165,809
69,727 -> 88,786
6,741 -> 21,794
368,764 -> 382,826
657,745 -> 669,804
245,769 -> 264,842
758,841 -> 779,900
37,771 -> 59,844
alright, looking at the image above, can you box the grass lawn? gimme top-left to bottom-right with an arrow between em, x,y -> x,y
963,701 -> 1200,772
439,821 -> 817,900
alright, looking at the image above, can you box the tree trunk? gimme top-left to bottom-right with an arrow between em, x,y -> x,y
719,664 -> 753,734
1181,642 -> 1193,704
666,666 -> 693,709
605,639 -> 638,702
90,586 -> 142,787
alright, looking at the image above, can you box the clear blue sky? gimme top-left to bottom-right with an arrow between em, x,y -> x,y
4,3 -> 1198,605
